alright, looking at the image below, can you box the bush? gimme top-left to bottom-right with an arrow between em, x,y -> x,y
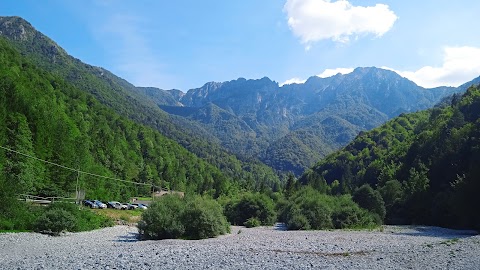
183,197 -> 230,239
0,218 -> 14,231
34,208 -> 76,236
285,204 -> 310,230
275,197 -> 289,222
0,199 -> 42,231
353,184 -> 386,222
244,217 -> 261,228
138,195 -> 186,240
284,196 -> 333,230
224,193 -> 276,226
47,202 -> 114,232
332,206 -> 367,229
138,195 -> 230,240
284,187 -> 379,230
301,197 -> 333,229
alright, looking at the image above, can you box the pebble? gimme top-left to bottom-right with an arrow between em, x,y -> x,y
0,225 -> 479,269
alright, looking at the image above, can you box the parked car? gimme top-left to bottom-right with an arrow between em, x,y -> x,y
131,203 -> 148,210
83,200 -> 98,209
127,203 -> 138,210
93,200 -> 107,209
107,201 -> 128,210
106,201 -> 116,209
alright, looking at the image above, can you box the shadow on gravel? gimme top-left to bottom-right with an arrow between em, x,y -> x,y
115,232 -> 140,242
391,226 -> 478,238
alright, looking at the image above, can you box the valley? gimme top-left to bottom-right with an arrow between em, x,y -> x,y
0,11 -> 479,263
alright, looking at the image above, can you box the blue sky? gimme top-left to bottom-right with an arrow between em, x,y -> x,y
2,0 -> 480,91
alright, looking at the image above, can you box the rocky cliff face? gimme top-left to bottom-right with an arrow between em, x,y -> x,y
151,67 -> 464,175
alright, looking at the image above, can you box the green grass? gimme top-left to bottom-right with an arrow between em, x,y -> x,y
92,208 -> 143,224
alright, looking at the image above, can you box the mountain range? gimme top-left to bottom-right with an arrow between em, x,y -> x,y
1,16 -> 478,178
138,69 -> 475,175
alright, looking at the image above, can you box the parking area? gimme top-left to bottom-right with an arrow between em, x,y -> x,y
82,200 -> 148,210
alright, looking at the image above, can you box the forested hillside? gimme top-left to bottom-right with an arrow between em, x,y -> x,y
0,38 -> 243,201
301,87 -> 480,230
0,16 -> 280,188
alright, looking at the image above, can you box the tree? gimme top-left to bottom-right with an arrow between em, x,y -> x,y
405,163 -> 429,195
353,184 -> 386,222
4,113 -> 38,194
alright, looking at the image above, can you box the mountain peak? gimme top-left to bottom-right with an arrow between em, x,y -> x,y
0,16 -> 36,41
0,16 -> 68,63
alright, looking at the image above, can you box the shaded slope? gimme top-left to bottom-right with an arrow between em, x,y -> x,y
301,86 -> 480,229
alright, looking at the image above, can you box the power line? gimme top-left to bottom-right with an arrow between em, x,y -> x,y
0,145 -> 163,189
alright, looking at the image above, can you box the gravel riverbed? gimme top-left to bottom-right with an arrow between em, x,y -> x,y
0,224 -> 479,269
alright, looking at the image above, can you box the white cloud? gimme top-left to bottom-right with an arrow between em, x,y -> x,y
281,67 -> 354,86
283,0 -> 398,46
317,67 -> 354,78
280,77 -> 307,86
383,46 -> 480,88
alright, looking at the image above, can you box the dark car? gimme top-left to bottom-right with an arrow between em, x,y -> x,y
93,200 -> 107,209
106,201 -> 117,209
83,200 -> 98,209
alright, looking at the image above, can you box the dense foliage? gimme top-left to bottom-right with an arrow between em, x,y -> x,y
301,87 -> 480,230
34,208 -> 76,236
0,201 -> 113,233
0,38 -> 238,202
138,195 -> 230,240
223,192 -> 277,226
0,199 -> 42,231
352,184 -> 386,222
280,187 -> 379,230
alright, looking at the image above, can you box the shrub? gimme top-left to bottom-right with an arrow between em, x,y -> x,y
300,197 -> 333,229
332,206 -> 363,229
244,217 -> 261,228
47,202 -> 114,232
284,187 -> 380,230
224,193 -> 276,226
34,208 -> 76,236
287,213 -> 310,230
138,195 -> 186,240
182,197 -> 230,239
0,218 -> 14,231
353,184 -> 386,222
275,197 -> 289,222
285,204 -> 310,230
138,195 -> 230,240
0,199 -> 42,231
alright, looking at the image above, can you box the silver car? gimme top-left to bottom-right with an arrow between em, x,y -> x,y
108,201 -> 128,210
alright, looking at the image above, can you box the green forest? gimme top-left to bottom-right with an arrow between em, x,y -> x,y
301,87 -> 480,230
0,16 -> 281,192
0,38 -> 243,200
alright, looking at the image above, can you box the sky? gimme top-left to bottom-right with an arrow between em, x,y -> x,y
2,0 -> 480,91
